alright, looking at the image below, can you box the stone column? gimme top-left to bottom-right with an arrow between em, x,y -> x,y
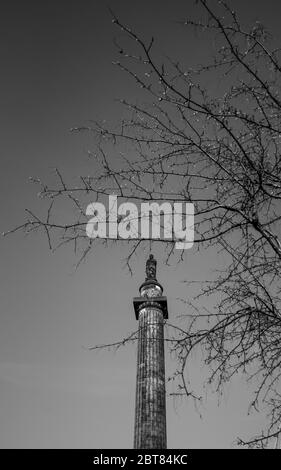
133,255 -> 168,449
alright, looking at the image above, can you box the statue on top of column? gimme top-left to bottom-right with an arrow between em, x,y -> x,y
145,254 -> 157,280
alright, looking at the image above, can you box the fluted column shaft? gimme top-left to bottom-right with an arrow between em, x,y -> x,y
134,302 -> 166,449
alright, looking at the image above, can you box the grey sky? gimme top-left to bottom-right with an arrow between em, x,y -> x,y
1,0 -> 280,448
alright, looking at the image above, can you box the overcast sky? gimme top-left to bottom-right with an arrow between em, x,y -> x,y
1,0 -> 281,449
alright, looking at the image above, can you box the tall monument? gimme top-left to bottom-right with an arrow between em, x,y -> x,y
133,254 -> 168,449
